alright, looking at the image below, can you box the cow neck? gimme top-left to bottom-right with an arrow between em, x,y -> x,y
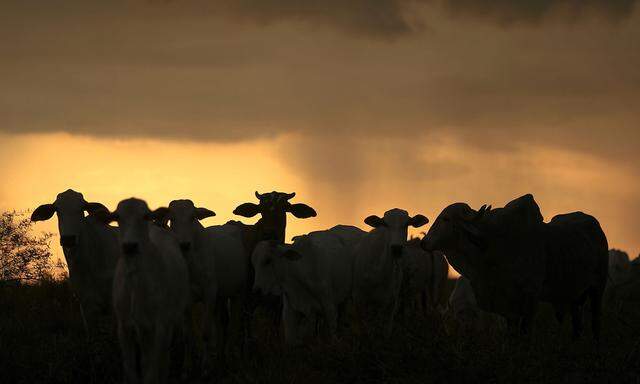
441,239 -> 481,282
191,220 -> 207,252
273,245 -> 290,288
256,212 -> 287,243
65,218 -> 106,286
370,228 -> 398,284
124,224 -> 161,289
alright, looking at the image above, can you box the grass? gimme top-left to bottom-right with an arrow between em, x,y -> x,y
1,279 -> 639,383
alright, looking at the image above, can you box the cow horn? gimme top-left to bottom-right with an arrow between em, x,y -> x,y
255,191 -> 263,200
474,204 -> 490,222
284,192 -> 296,200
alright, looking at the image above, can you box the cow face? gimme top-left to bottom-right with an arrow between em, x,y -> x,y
252,240 -> 302,296
163,200 -> 215,252
31,189 -> 107,249
97,198 -> 162,257
365,208 -> 429,259
421,203 -> 490,253
234,191 -> 316,242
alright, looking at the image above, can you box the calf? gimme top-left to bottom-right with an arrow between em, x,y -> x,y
98,198 -> 190,384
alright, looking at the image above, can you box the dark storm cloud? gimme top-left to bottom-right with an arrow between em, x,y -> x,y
1,0 -> 639,163
212,0 -> 420,39
441,0 -> 637,24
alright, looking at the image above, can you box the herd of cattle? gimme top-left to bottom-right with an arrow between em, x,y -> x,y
29,189 -> 639,383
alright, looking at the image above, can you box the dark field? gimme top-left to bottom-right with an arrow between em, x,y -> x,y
1,279 -> 639,384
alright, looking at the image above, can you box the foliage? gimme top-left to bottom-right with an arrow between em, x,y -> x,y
0,210 -> 61,283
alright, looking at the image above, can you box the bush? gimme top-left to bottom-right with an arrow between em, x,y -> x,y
0,210 -> 64,284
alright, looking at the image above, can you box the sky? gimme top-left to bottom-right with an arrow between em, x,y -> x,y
1,0 -> 639,265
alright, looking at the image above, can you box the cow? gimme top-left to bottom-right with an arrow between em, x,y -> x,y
251,225 -> 366,346
608,249 -> 631,285
448,276 -> 505,333
352,208 -> 429,336
157,199 -> 247,371
398,239 -> 449,316
230,191 -> 317,332
96,198 -> 190,384
31,189 -> 118,320
421,194 -> 608,341
605,250 -> 640,311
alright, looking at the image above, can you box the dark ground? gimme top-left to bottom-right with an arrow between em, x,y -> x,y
1,279 -> 639,384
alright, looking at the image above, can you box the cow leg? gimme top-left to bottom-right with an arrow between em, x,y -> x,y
138,326 -> 155,384
570,303 -> 584,340
385,299 -> 399,338
117,321 -> 139,384
283,296 -> 303,346
181,307 -> 200,380
156,323 -> 174,384
228,295 -> 245,356
321,298 -> 338,342
589,287 -> 603,343
201,297 -> 218,377
214,298 -> 230,360
554,303 -> 566,325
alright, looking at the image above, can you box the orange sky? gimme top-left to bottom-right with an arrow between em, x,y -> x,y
1,132 -> 637,274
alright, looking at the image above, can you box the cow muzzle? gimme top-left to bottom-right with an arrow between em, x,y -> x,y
122,242 -> 139,256
179,242 -> 191,252
390,244 -> 404,258
60,235 -> 78,248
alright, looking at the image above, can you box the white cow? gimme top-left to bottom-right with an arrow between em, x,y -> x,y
399,240 -> 449,315
352,209 -> 429,336
158,199 -> 247,364
252,225 -> 366,346
31,189 -> 119,319
99,198 -> 190,384
449,276 -> 481,328
608,249 -> 631,284
448,276 -> 506,332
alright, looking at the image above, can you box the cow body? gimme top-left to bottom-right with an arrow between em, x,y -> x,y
399,240 -> 449,315
158,200 -> 246,373
252,225 -> 365,345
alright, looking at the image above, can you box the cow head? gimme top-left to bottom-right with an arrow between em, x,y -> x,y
94,198 -> 164,257
421,203 -> 491,280
158,199 -> 215,252
31,189 -> 108,249
251,240 -> 302,296
365,208 -> 429,259
233,191 -> 316,242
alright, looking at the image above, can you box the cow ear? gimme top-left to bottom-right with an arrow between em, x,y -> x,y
457,220 -> 487,250
93,209 -> 118,225
409,214 -> 429,228
31,204 -> 56,222
288,203 -> 316,219
364,215 -> 384,228
233,203 -> 261,218
146,207 -> 169,222
281,249 -> 302,261
84,202 -> 108,215
195,207 -> 216,220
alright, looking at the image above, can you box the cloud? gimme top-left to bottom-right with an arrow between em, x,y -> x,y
440,0 -> 637,24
